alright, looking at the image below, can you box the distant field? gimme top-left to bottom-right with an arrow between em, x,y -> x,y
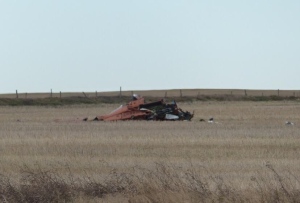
1,101 -> 300,202
1,88 -> 300,99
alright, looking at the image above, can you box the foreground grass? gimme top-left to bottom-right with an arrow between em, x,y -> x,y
1,163 -> 300,203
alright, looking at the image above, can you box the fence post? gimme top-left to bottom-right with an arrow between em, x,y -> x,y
244,90 -> 247,96
16,90 -> 18,98
25,93 -> 27,99
82,92 -> 88,98
119,86 -> 122,97
278,89 -> 280,97
95,91 -> 97,97
51,89 -> 52,98
60,91 -> 62,99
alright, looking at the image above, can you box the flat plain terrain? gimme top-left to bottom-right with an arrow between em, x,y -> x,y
0,100 -> 300,202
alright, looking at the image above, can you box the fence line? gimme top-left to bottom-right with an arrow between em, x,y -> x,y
1,89 -> 300,99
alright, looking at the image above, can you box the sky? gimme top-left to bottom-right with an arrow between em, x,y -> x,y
1,0 -> 300,93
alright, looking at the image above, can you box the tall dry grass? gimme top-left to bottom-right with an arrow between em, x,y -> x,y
0,101 -> 300,202
0,162 -> 300,202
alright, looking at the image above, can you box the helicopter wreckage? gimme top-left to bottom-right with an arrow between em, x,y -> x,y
85,94 -> 194,121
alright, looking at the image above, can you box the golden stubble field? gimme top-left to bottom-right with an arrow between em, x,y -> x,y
0,100 -> 300,202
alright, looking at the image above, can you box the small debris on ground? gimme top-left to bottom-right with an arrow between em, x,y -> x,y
285,121 -> 294,126
208,118 -> 214,123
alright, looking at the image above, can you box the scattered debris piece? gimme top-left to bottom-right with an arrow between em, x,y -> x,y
88,95 -> 193,121
285,121 -> 294,126
208,118 -> 214,123
82,117 -> 88,121
199,119 -> 206,122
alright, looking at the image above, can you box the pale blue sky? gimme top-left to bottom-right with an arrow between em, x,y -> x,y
1,1 -> 299,93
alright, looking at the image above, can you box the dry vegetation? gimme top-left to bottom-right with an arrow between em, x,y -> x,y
0,100 -> 300,202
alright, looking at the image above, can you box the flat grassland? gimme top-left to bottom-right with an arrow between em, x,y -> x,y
1,101 -> 300,202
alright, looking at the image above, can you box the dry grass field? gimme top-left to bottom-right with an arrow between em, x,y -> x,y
1,100 -> 300,202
